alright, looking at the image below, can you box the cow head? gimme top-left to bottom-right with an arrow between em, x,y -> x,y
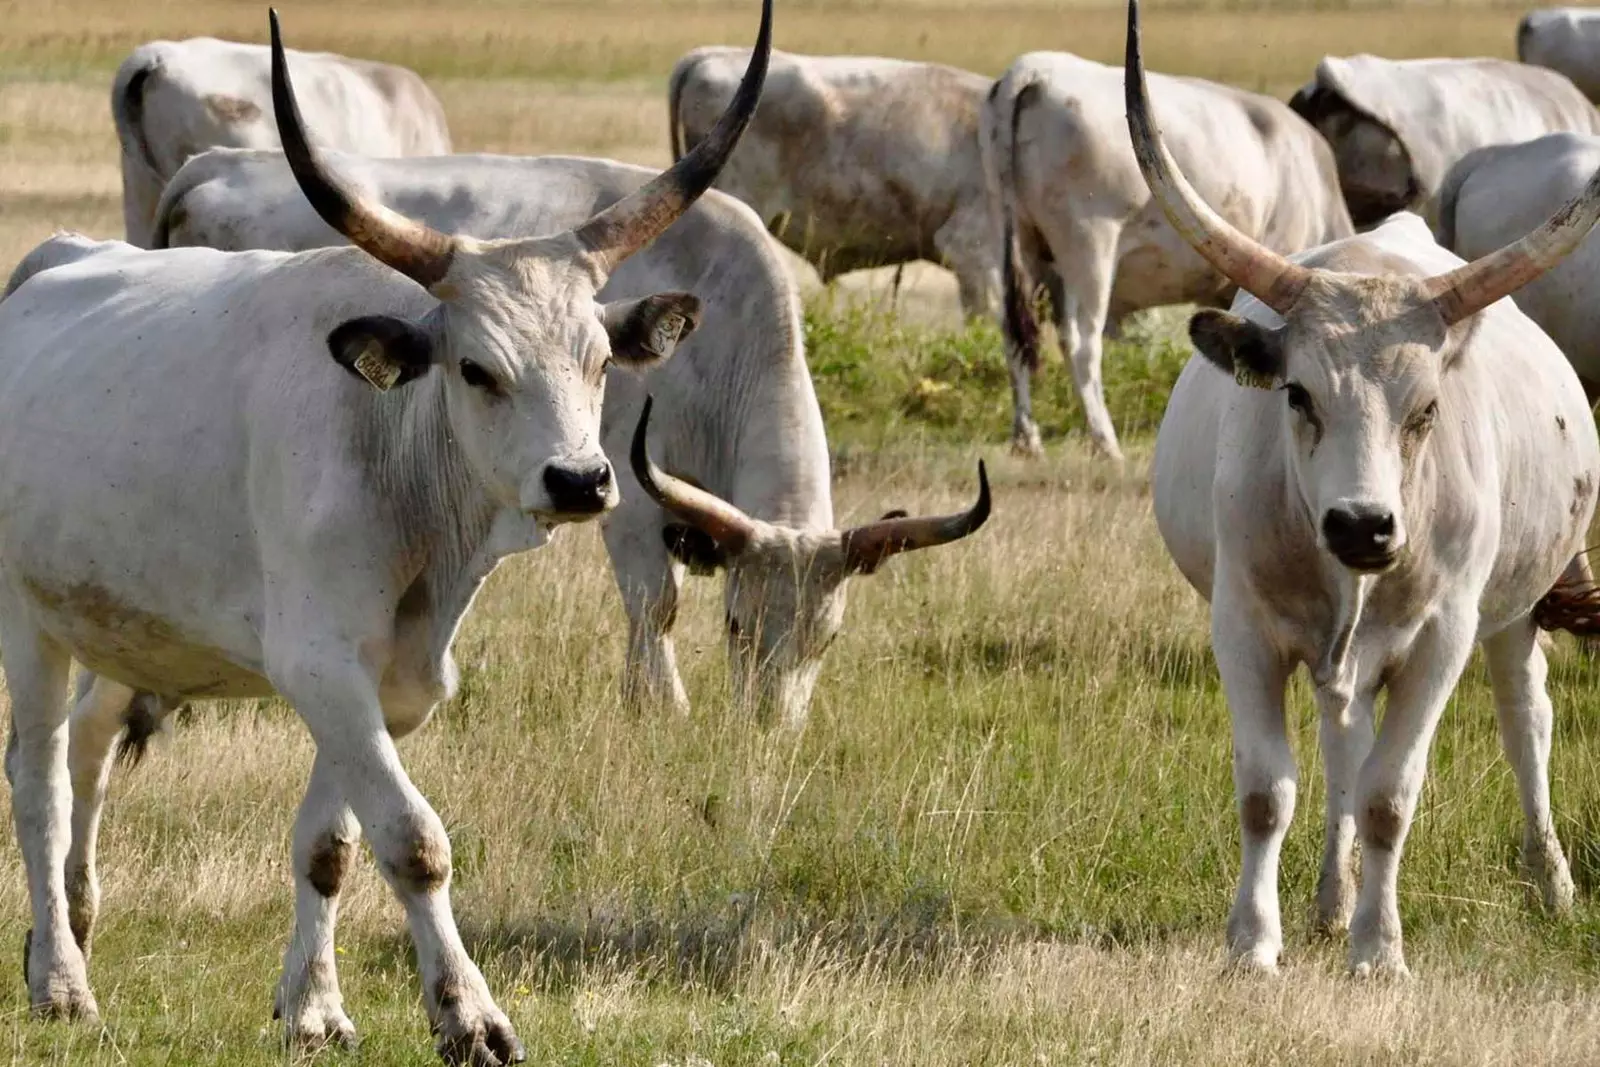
269,3 -> 768,523
632,398 -> 990,727
1126,0 -> 1600,575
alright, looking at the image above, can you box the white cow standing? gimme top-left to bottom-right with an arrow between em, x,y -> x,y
1289,53 -> 1600,228
112,35 -> 452,247
1131,0 -> 1600,976
0,7 -> 770,1061
984,51 -> 1352,459
669,48 -> 1000,317
1519,8 -> 1600,102
146,146 -> 990,726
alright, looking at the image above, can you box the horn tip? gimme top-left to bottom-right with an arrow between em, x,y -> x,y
973,459 -> 992,525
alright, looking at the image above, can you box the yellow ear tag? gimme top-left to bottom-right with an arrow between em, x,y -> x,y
1233,363 -> 1276,391
353,343 -> 401,392
649,314 -> 685,357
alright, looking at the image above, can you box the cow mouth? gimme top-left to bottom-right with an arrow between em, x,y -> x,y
1330,546 -> 1400,574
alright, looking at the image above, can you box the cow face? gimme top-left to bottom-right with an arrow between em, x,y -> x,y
640,397 -> 990,727
1190,275 -> 1453,573
270,0 -> 769,521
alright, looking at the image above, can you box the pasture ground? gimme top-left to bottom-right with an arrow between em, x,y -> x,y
2,1 -> 1600,1064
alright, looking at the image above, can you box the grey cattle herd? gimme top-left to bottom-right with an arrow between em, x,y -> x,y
4,0 -> 1600,1060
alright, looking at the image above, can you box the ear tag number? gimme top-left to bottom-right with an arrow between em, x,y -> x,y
354,343 -> 401,392
649,313 -> 685,357
1233,363 -> 1275,390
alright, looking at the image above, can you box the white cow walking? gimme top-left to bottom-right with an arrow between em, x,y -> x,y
113,35 -> 451,247
1131,0 -> 1600,976
0,6 -> 769,1060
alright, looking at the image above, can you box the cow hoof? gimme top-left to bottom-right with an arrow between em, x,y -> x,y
1224,946 -> 1280,977
284,1011 -> 358,1051
1348,948 -> 1411,982
1009,433 -> 1044,459
23,929 -> 99,1025
434,1005 -> 525,1066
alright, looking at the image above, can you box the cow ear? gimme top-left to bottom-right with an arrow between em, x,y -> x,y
602,293 -> 702,368
328,315 -> 436,391
663,523 -> 726,575
1190,310 -> 1285,390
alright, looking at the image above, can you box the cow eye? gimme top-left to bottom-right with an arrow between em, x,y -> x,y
458,359 -> 500,394
1283,382 -> 1314,417
1408,399 -> 1439,434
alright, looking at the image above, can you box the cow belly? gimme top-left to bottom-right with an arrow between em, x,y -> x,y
23,578 -> 271,700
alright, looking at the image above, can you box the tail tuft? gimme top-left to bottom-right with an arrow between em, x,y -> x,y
115,693 -> 178,767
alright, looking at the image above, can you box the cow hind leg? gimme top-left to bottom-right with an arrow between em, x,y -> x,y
276,751 -> 360,1049
272,648 -> 523,1066
1314,685 -> 1376,937
63,674 -> 143,958
0,611 -> 97,1022
1348,609 -> 1477,979
933,203 -> 1000,320
1002,225 -> 1053,457
1043,219 -> 1123,461
1484,618 -> 1575,914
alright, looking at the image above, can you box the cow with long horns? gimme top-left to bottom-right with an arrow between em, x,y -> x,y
1131,0 -> 1600,976
0,4 -> 771,1060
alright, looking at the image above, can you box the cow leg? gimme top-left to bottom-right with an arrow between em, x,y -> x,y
0,611 -> 96,1022
272,651 -> 522,1065
603,511 -> 691,714
63,673 -> 140,959
1348,609 -> 1477,979
1483,618 -> 1574,914
1043,219 -> 1123,461
1212,590 -> 1295,973
934,202 -> 1001,319
1314,684 -> 1375,937
276,751 -> 360,1049
1002,226 -> 1053,457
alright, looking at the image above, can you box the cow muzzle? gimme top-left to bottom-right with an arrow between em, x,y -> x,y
1321,504 -> 1402,573
536,459 -> 617,520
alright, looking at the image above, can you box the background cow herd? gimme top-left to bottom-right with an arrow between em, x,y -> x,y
6,0 -> 1600,1062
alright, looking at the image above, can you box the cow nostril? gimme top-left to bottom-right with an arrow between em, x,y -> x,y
543,463 -> 613,512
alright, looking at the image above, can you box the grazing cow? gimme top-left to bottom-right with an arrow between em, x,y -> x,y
1438,131 -> 1600,400
1289,53 -> 1600,228
147,146 -> 990,726
1519,8 -> 1600,102
985,52 -> 1352,459
0,7 -> 769,1061
669,48 -> 1000,317
112,35 -> 451,247
1131,0 -> 1600,977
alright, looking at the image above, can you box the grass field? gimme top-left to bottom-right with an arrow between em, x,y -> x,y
2,0 -> 1600,1064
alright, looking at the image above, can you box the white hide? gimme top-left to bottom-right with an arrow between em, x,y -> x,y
1520,8 -> 1600,101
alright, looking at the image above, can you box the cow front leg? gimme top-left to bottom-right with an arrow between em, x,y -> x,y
1314,684 -> 1375,936
1349,610 -> 1476,979
604,510 -> 691,714
1484,618 -> 1574,914
0,614 -> 96,1022
276,656 -> 523,1066
276,750 -> 360,1049
1212,594 -> 1295,973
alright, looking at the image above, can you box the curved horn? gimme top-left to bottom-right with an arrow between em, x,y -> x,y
1422,163 -> 1600,325
269,10 -> 455,290
630,397 -> 756,555
1123,0 -> 1310,316
840,462 -> 991,575
575,0 -> 772,274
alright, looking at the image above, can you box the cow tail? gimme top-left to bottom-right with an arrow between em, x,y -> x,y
115,693 -> 180,768
994,78 -> 1042,373
111,51 -> 165,185
667,53 -> 702,164
147,154 -> 212,249
1516,14 -> 1536,62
